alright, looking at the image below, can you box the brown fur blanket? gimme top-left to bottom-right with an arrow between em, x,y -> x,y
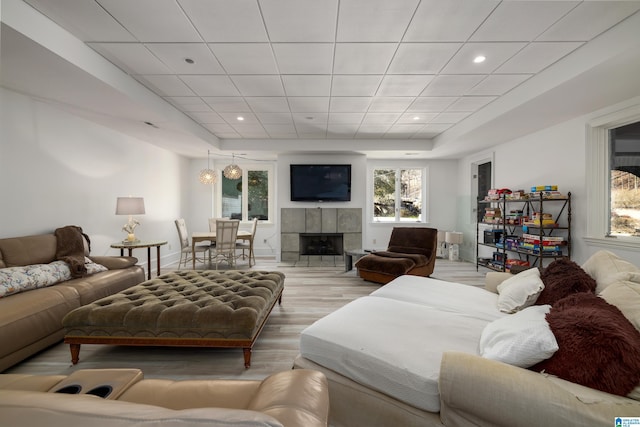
55,225 -> 90,278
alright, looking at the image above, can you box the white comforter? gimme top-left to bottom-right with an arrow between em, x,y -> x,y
299,275 -> 506,412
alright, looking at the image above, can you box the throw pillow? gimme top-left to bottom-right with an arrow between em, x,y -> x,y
536,258 -> 596,306
582,250 -> 638,293
531,293 -> 640,396
479,304 -> 558,368
599,274 -> 640,332
0,261 -> 72,298
496,267 -> 544,313
84,257 -> 109,275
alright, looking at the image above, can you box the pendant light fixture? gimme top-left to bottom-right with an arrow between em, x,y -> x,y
199,150 -> 217,184
223,153 -> 242,180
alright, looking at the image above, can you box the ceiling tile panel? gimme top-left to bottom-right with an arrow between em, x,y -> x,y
220,112 -> 260,124
209,44 -> 278,74
466,75 -> 531,96
537,1 -> 640,42
245,97 -> 291,113
431,111 -> 471,124
181,75 -> 240,96
202,97 -> 252,113
97,0 -> 201,42
404,0 -> 499,42
388,43 -> 462,74
230,76 -> 285,96
255,113 -> 294,124
178,0 -> 268,42
329,97 -> 373,113
413,123 -> 452,137
135,75 -> 195,96
273,43 -> 334,74
470,1 -> 578,42
292,113 -> 329,124
384,124 -> 423,138
328,113 -> 366,124
165,96 -> 211,112
408,97 -> 458,112
24,0 -> 136,42
288,97 -> 330,112
282,75 -> 331,96
327,124 -> 358,137
89,43 -> 171,75
446,96 -> 496,112
260,0 -> 338,42
495,42 -> 583,74
145,43 -> 225,74
263,123 -> 296,134
187,111 -> 225,124
367,97 -> 414,112
440,42 -> 527,74
376,75 -> 434,96
421,75 -> 485,96
334,44 -> 398,74
203,123 -> 236,133
337,0 -> 419,42
362,112 -> 402,124
331,75 -> 383,96
356,125 -> 391,138
396,112 -> 439,124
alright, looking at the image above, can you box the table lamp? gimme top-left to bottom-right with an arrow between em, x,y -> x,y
116,197 -> 145,243
436,230 -> 447,258
445,231 -> 463,261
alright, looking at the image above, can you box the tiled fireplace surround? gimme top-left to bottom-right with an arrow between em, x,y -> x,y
281,208 -> 362,265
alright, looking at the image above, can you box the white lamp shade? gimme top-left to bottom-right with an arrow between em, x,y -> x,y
437,230 -> 446,243
116,197 -> 145,215
445,231 -> 463,245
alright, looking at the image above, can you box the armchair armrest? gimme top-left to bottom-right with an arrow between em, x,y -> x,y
439,351 -> 640,427
89,256 -> 138,270
484,272 -> 512,293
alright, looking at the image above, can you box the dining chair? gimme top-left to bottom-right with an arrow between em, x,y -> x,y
174,218 -> 210,269
211,219 -> 240,269
236,218 -> 258,267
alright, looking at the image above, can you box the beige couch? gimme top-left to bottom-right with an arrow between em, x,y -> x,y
0,368 -> 329,427
295,250 -> 640,426
0,232 -> 145,372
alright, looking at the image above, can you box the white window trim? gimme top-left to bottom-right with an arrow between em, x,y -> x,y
218,163 -> 274,224
368,165 -> 429,224
585,101 -> 640,250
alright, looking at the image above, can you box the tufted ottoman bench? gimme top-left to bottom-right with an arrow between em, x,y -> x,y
62,270 -> 284,368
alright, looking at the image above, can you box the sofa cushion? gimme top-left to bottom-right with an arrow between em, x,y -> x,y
532,293 -> 640,396
496,267 -> 544,313
536,258 -> 596,306
582,250 -> 639,293
599,273 -> 640,332
355,253 -> 416,276
0,261 -> 72,297
480,304 -> 557,367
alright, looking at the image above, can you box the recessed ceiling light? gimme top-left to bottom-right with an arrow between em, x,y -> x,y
237,116 -> 244,121
413,116 -> 421,121
305,116 -> 315,120
184,58 -> 195,64
473,55 -> 486,64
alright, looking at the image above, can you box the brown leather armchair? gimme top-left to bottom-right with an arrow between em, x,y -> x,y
355,227 -> 438,284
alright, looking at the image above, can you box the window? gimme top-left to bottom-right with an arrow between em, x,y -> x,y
221,166 -> 272,221
372,167 -> 425,222
586,102 -> 640,249
609,122 -> 640,236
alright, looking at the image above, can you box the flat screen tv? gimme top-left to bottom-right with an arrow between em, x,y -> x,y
290,164 -> 351,202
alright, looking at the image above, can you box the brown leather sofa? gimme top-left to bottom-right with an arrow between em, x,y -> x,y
0,232 -> 145,372
0,368 -> 330,427
355,227 -> 438,284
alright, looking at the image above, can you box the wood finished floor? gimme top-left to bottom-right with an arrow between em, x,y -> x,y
5,258 -> 486,381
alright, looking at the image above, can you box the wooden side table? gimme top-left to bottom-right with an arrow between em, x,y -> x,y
110,240 -> 167,280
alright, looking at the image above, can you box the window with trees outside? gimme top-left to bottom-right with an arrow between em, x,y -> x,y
373,168 -> 425,222
609,121 -> 640,237
221,168 -> 271,221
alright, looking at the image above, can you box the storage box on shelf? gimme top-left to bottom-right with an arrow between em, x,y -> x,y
476,190 -> 571,272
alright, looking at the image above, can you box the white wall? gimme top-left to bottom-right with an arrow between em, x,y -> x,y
458,99 -> 640,266
0,88 -> 189,272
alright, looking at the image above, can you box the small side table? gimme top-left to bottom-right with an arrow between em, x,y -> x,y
345,249 -> 371,272
110,240 -> 167,280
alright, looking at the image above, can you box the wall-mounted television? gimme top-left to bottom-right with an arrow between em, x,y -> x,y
290,164 -> 351,202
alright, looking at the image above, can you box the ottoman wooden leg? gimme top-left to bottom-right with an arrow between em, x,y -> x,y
70,343 -> 81,365
243,348 -> 251,368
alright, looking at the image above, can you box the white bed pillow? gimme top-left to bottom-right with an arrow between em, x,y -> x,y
496,268 -> 544,313
479,304 -> 558,368
582,250 -> 639,293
